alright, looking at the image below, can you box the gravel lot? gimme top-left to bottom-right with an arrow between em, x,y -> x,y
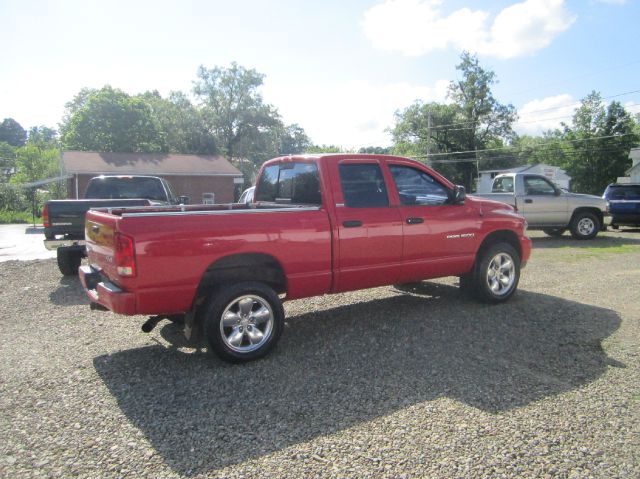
1,230 -> 639,478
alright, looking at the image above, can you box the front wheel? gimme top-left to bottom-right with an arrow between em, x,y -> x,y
203,282 -> 284,363
473,243 -> 521,303
570,212 -> 600,240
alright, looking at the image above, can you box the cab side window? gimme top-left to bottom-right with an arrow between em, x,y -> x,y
524,176 -> 556,196
339,164 -> 389,208
389,165 -> 450,206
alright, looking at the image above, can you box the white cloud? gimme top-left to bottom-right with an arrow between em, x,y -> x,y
263,79 -> 450,149
362,0 -> 577,59
515,94 -> 577,135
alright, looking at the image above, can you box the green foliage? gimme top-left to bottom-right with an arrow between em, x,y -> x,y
391,52 -> 517,189
27,126 -> 59,148
358,146 -> 392,154
0,209 -> 33,224
61,86 -> 165,153
193,63 -> 280,161
305,145 -> 344,153
0,118 -> 27,147
279,124 -> 311,155
139,90 -> 216,154
0,141 -> 16,181
11,145 -> 61,185
554,92 -> 638,194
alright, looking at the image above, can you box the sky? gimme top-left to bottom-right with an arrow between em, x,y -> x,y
1,0 -> 639,150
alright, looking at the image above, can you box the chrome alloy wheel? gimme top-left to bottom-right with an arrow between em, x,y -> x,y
485,252 -> 516,297
219,295 -> 274,353
576,217 -> 596,237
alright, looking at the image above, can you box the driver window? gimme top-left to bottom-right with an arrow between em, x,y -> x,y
389,165 -> 450,206
524,176 -> 556,196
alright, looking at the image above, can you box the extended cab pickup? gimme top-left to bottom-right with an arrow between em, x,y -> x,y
43,175 -> 180,275
80,154 -> 531,363
474,172 -> 608,239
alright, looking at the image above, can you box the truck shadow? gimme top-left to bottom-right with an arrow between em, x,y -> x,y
49,276 -> 89,306
92,286 -> 621,475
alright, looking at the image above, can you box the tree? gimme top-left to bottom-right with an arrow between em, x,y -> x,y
358,146 -> 392,154
0,118 -> 27,147
0,142 -> 16,182
279,124 -> 311,155
305,144 -> 344,154
193,63 -> 280,161
391,52 -> 517,189
27,126 -> 59,148
557,92 -> 639,194
61,86 -> 165,153
139,90 -> 217,154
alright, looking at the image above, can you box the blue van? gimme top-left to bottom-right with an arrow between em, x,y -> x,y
603,183 -> 640,229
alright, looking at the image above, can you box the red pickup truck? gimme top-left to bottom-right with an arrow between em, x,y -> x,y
80,154 -> 531,363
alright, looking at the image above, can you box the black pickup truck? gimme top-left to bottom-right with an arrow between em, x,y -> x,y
43,175 -> 181,275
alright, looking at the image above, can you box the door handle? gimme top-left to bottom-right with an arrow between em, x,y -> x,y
524,199 -> 533,204
406,217 -> 424,225
342,220 -> 362,228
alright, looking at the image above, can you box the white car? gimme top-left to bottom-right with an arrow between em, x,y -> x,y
238,186 -> 255,204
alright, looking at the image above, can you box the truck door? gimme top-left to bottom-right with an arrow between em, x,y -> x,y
387,163 -> 479,282
519,175 -> 568,226
331,161 -> 404,292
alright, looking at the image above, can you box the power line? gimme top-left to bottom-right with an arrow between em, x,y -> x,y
412,133 -> 636,159
414,89 -> 640,132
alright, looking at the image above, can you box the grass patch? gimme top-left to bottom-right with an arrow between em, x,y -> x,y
541,243 -> 640,263
0,210 -> 35,224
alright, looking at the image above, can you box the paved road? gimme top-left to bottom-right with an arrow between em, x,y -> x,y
0,224 -> 57,262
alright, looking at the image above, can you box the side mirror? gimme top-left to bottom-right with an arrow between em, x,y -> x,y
554,188 -> 562,196
452,185 -> 466,204
178,195 -> 190,205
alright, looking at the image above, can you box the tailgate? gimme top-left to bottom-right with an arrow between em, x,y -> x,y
85,210 -> 119,279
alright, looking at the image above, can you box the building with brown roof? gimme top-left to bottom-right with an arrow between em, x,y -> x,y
62,151 -> 243,203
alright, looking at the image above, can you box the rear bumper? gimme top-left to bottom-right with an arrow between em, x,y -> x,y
44,239 -> 86,251
610,213 -> 640,226
79,265 -> 137,315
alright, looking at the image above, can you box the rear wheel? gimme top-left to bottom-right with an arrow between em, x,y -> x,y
203,282 -> 284,363
472,242 -> 521,303
57,247 -> 82,276
542,227 -> 566,237
570,211 -> 599,240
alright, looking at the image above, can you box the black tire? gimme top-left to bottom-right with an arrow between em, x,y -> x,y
570,211 -> 600,240
57,247 -> 82,276
458,273 -> 474,294
542,227 -> 566,237
203,282 -> 284,363
472,242 -> 521,304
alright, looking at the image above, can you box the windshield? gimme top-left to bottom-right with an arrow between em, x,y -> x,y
85,177 -> 168,201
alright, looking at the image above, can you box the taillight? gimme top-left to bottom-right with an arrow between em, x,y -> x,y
42,204 -> 50,228
115,233 -> 136,277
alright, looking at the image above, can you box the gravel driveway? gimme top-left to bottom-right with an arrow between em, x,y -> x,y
1,231 -> 638,478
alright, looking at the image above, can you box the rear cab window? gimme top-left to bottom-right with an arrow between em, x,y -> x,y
255,162 -> 322,205
605,185 -> 640,200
